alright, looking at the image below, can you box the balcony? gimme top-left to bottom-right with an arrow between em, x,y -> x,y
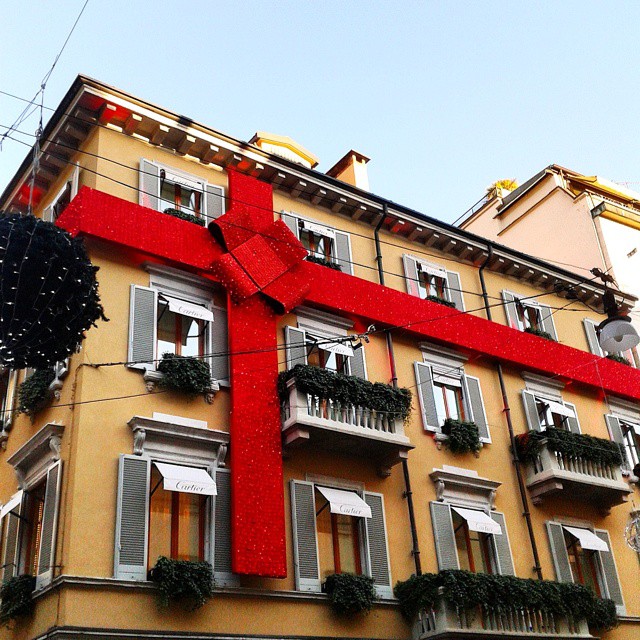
279,367 -> 413,476
516,430 -> 632,512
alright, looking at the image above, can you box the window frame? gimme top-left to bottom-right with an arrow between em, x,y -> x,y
42,164 -> 79,223
503,290 -> 557,339
159,166 -> 206,219
452,508 -> 498,575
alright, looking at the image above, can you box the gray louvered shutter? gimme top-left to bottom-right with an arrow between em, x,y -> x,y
539,305 -> 558,341
290,480 -> 320,592
364,492 -> 392,598
35,461 -> 62,590
205,184 -> 225,221
114,455 -> 150,581
430,502 -> 459,570
446,271 -> 464,311
522,390 -> 541,431
502,291 -> 519,329
128,285 -> 157,371
3,371 -> 18,428
285,326 -> 307,369
139,159 -> 160,210
213,468 -> 237,586
211,306 -> 229,384
595,529 -> 625,615
464,375 -> 490,443
334,231 -> 353,275
546,522 -> 573,583
415,362 -> 439,431
605,415 -> 629,472
563,402 -> 581,434
349,345 -> 367,380
402,255 -> 420,297
2,496 -> 23,582
282,212 -> 299,238
43,205 -> 54,223
70,163 -> 79,198
583,319 -> 604,356
490,512 -> 515,576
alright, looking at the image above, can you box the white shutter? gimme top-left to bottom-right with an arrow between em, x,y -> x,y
430,502 -> 459,570
42,205 -> 54,223
563,402 -> 581,434
490,512 -> 515,576
211,306 -> 229,384
1,497 -> 23,582
205,184 -> 225,221
546,522 -> 573,583
285,326 -> 307,369
70,163 -> 80,198
2,371 -> 19,429
212,468 -> 238,586
349,345 -> 367,380
290,480 -> 321,592
502,291 -> 519,329
464,375 -> 490,443
605,415 -> 629,473
522,390 -> 541,431
364,492 -> 392,599
114,455 -> 150,581
402,255 -> 421,297
539,305 -> 558,341
334,231 -> 353,275
35,461 -> 62,590
139,159 -> 160,210
414,362 -> 439,431
282,212 -> 300,238
583,319 -> 604,356
446,271 -> 465,311
128,285 -> 157,371
595,529 -> 625,615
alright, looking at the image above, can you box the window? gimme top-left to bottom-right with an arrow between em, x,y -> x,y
452,508 -> 497,574
619,420 -> 640,468
522,389 -> 580,433
403,255 -> 464,310
583,318 -> 636,366
139,159 -> 225,221
156,296 -> 207,359
414,347 -> 491,443
605,409 -> 640,475
290,479 -> 392,597
20,480 -> 46,577
43,165 -> 79,223
282,213 -> 353,275
546,522 -> 625,614
503,291 -> 557,340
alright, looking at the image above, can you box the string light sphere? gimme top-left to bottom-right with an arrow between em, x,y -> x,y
0,213 -> 107,369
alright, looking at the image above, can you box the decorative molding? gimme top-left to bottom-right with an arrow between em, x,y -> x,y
305,473 -> 364,491
144,262 -> 217,297
522,371 -> 565,397
419,342 -> 468,368
294,306 -> 354,332
607,396 -> 640,422
142,369 -> 219,401
430,465 -> 501,510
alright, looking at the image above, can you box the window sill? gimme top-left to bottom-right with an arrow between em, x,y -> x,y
142,369 -> 219,404
433,432 -> 486,455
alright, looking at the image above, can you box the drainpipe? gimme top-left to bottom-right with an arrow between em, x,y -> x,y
478,246 -> 544,580
375,205 -> 422,575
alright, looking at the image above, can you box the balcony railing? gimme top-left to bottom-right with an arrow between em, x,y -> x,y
280,375 -> 413,476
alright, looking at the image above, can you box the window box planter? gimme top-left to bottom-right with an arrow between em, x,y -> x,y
17,369 -> 56,417
278,365 -> 413,476
606,353 -> 632,366
524,327 -> 556,341
441,419 -> 482,455
163,207 -> 205,226
148,557 -> 214,610
426,295 -> 456,309
144,354 -> 218,403
323,573 -> 377,616
0,575 -> 36,623
515,429 -> 631,511
305,255 -> 342,271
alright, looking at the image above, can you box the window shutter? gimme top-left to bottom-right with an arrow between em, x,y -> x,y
1,496 -> 23,582
414,362 -> 439,431
539,305 -> 558,341
285,326 -> 307,369
363,492 -> 392,598
563,402 -> 581,434
430,502 -> 459,570
282,211 -> 299,238
70,163 -> 80,198
205,184 -> 225,221
43,205 -> 54,223
502,291 -> 519,330
128,285 -> 157,371
349,345 -> 367,380
334,231 -> 353,276
446,271 -> 465,311
212,468 -> 238,586
489,512 -> 515,576
595,529 -> 625,615
3,371 -> 19,428
35,461 -> 63,590
604,415 -> 629,472
139,159 -> 160,210
290,480 -> 321,592
114,455 -> 150,581
402,255 -> 420,297
464,375 -> 490,443
546,522 -> 573,583
583,319 -> 604,356
211,306 -> 229,384
522,390 -> 541,431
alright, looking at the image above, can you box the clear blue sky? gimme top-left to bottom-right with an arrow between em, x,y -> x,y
2,1 -> 639,223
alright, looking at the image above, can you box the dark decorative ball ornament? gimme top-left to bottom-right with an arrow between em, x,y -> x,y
0,213 -> 107,369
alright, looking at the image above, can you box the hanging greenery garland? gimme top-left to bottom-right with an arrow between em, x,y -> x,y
0,214 -> 107,369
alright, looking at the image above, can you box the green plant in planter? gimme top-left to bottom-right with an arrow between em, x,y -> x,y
157,353 -> 212,395
305,255 -> 342,271
442,418 -> 481,455
17,368 -> 56,416
163,207 -> 206,227
606,353 -> 632,366
0,575 -> 36,623
426,295 -> 456,309
523,326 -> 555,341
324,573 -> 377,615
149,557 -> 214,610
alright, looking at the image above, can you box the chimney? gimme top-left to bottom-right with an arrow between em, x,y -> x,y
326,150 -> 370,191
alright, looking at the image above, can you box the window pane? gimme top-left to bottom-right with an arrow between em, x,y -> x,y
157,303 -> 177,356
149,467 -> 172,566
336,514 -> 360,574
444,385 -> 464,421
453,512 -> 472,572
22,480 -> 46,575
180,317 -> 204,358
433,383 -> 448,426
316,492 -> 335,579
622,423 -> 640,466
176,493 -> 203,562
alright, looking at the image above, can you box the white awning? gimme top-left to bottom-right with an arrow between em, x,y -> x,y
321,340 -> 354,357
160,295 -> 214,322
451,506 -> 502,535
316,486 -> 372,519
154,462 -> 217,496
544,400 -> 574,418
303,220 -> 335,240
563,526 -> 609,552
0,490 -> 23,519
419,263 -> 447,279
